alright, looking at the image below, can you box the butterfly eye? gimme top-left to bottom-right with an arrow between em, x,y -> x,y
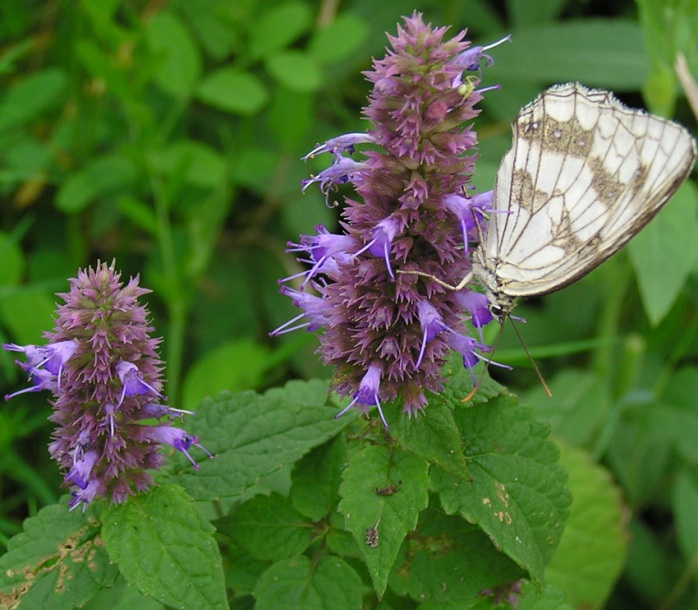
489,303 -> 505,320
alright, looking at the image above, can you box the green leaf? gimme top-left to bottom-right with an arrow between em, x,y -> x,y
290,436 -> 347,521
0,502 -> 117,610
309,13 -> 369,64
74,39 -> 132,103
0,231 -> 24,286
517,580 -> 574,610
390,510 -> 524,604
150,140 -> 226,188
0,68 -> 67,131
432,387 -> 571,584
266,51 -> 322,92
268,87 -> 312,151
521,368 -> 611,448
508,0 -> 568,28
253,555 -> 363,610
672,469 -> 698,587
169,380 -> 346,501
181,339 -> 272,411
102,485 -> 226,610
628,181 -> 698,325
55,154 -> 136,214
338,444 -> 430,596
82,578 -> 165,610
488,20 -> 648,89
146,11 -> 202,98
389,395 -> 471,480
226,493 -> 311,561
0,285 -> 55,344
248,1 -> 312,60
116,196 -> 158,236
196,67 -> 268,115
545,442 -> 628,608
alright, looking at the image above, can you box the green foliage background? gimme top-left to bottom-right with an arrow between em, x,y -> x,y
0,0 -> 697,608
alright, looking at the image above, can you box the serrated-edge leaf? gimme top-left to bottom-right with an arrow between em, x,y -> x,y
338,444 -> 429,596
169,380 -> 346,501
432,396 -> 571,583
253,555 -> 363,610
102,485 -> 226,610
389,396 -> 471,480
228,493 -> 311,561
0,501 -> 116,610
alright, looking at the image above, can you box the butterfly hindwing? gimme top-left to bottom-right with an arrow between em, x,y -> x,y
479,82 -> 696,306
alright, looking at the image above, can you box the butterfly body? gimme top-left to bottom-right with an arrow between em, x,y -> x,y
476,82 -> 696,319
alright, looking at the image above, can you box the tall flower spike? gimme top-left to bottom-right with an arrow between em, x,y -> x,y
276,13 -> 503,422
4,261 -> 211,509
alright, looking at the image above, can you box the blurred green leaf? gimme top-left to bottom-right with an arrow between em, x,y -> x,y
488,20 -> 648,89
73,38 -> 132,102
522,369 -> 611,448
0,286 -> 55,344
508,0 -> 568,28
673,469 -> 698,588
268,88 -> 312,151
0,232 -> 24,287
103,485 -> 226,610
181,339 -> 272,411
196,67 -> 268,115
248,1 -> 312,60
309,13 -> 369,64
146,11 -> 202,98
0,39 -> 33,75
253,555 -> 363,610
628,181 -> 698,325
116,196 -> 158,235
150,140 -> 225,188
338,445 -> 430,596
266,51 -> 322,92
0,69 -> 67,132
55,154 -> 136,214
545,442 -> 628,609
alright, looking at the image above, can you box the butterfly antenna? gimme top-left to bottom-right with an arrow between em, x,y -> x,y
508,316 -> 552,397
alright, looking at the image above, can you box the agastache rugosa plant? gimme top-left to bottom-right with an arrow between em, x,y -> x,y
4,262 -> 211,510
273,13 -> 509,426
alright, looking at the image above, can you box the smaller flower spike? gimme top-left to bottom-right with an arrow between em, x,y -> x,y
3,261 -> 211,509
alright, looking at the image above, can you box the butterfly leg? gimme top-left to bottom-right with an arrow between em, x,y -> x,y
396,269 -> 473,292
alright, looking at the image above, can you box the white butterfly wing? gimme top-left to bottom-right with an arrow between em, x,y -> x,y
479,82 -> 696,304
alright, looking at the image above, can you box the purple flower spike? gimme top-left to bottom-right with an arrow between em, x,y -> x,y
4,261 -> 207,508
276,13 -> 503,424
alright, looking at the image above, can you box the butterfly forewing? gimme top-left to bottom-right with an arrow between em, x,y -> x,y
476,82 -> 696,311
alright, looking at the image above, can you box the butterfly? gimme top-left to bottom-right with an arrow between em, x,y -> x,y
474,82 -> 696,321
